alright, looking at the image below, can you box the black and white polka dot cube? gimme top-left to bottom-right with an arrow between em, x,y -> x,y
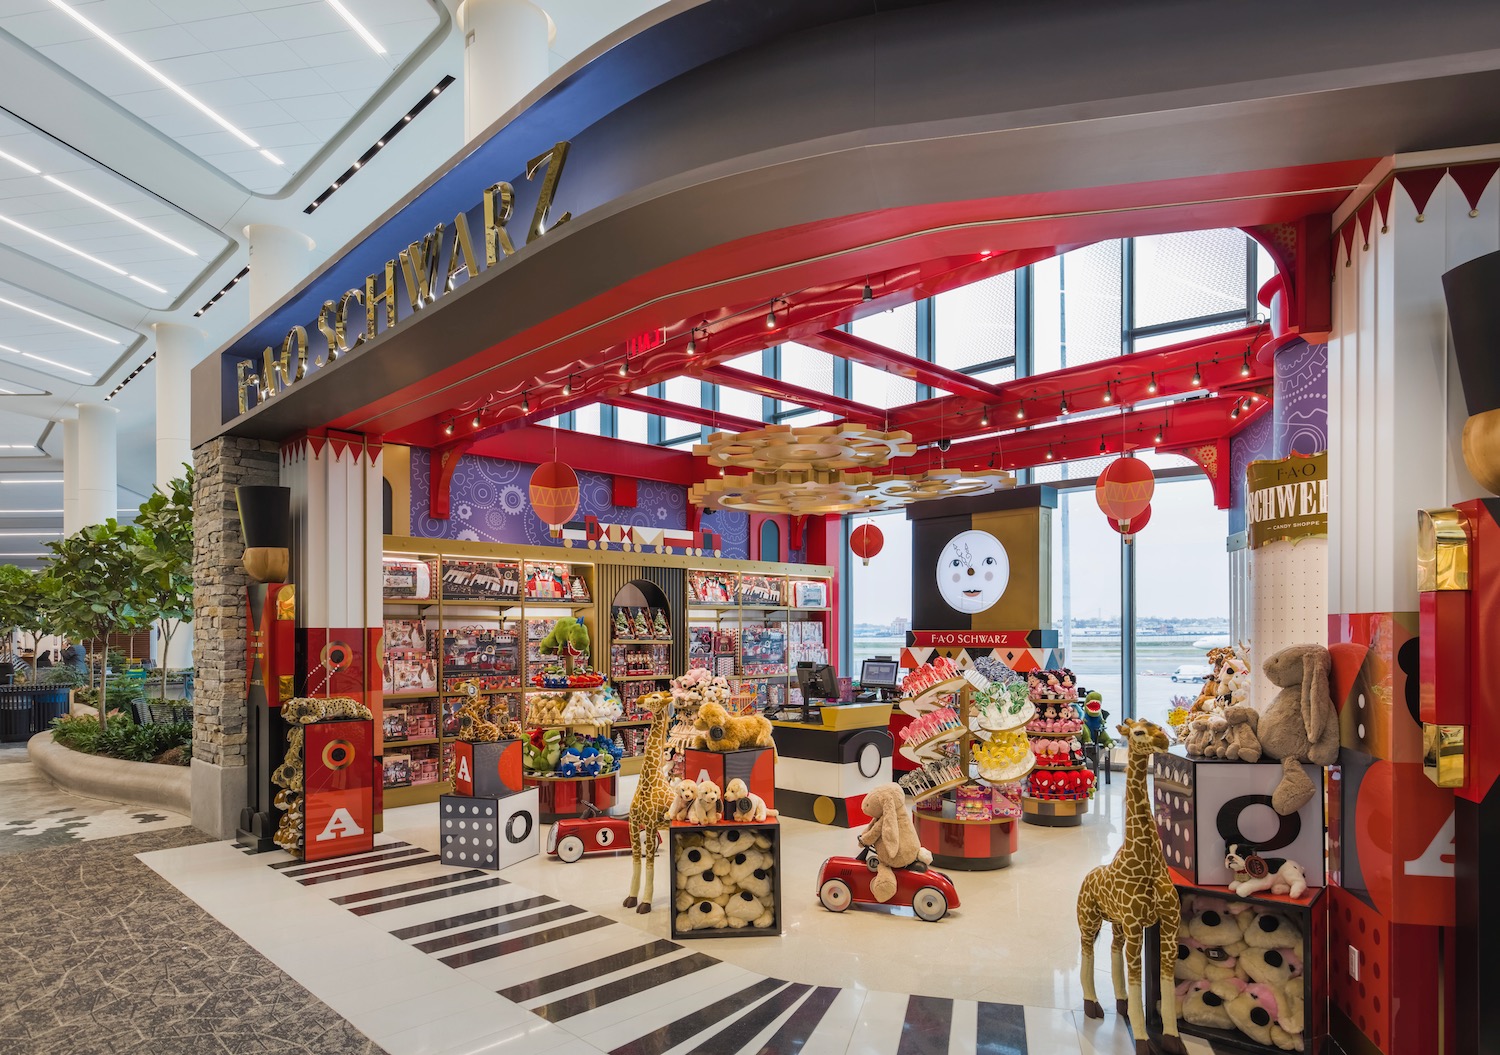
440,788 -> 540,871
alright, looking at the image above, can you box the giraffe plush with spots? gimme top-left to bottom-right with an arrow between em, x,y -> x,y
1078,717 -> 1186,1055
623,691 -> 677,914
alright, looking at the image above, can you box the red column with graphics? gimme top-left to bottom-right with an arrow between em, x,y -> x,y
302,718 -> 376,861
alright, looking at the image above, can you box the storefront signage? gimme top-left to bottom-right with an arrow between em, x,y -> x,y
233,142 -> 573,416
1246,452 -> 1328,550
909,630 -> 1040,648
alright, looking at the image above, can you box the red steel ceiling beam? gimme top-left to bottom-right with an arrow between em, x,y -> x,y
799,329 -> 1007,404
696,364 -> 892,427
603,392 -> 764,436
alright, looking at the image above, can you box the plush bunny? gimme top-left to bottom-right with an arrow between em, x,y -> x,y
1259,644 -> 1339,814
857,783 -> 933,903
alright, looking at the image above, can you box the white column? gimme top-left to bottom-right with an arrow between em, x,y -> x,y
243,224 -> 316,320
75,403 -> 118,528
61,417 -> 79,536
459,0 -> 552,142
151,322 -> 197,491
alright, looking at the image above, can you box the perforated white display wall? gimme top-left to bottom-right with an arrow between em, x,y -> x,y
1250,538 -> 1327,713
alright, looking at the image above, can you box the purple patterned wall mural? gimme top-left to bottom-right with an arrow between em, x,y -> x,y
409,448 -> 750,558
1227,339 -> 1328,536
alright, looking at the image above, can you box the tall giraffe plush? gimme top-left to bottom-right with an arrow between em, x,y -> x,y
623,691 -> 676,914
1077,717 -> 1186,1055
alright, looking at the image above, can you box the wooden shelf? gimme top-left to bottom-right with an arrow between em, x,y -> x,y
383,690 -> 440,700
612,638 -> 673,645
383,736 -> 439,747
613,718 -> 653,726
524,600 -> 595,610
383,782 -> 448,808
382,597 -> 438,606
611,674 -> 671,682
441,687 -> 522,695
439,597 -> 522,607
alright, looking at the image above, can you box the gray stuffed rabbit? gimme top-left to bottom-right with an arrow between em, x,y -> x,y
1259,644 -> 1339,815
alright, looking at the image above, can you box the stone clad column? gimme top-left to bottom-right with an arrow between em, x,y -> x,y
243,224 -> 316,320
75,403 -> 117,527
459,0 -> 551,142
190,436 -> 280,838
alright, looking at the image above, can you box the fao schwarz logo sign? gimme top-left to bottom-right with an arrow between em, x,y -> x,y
1246,452 -> 1328,550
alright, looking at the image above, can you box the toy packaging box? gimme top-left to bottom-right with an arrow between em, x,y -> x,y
1152,748 -> 1326,887
440,788 -> 540,871
442,559 -> 521,600
452,738 -> 525,798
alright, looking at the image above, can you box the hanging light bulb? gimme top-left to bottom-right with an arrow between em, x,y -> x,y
766,302 -> 777,328
1059,395 -> 1069,415
1155,425 -> 1164,444
521,391 -> 529,413
563,374 -> 572,396
1191,363 -> 1202,387
981,409 -> 989,427
1240,353 -> 1251,377
618,358 -> 628,377
687,330 -> 697,356
1015,402 -> 1025,420
1147,372 -> 1158,395
1230,401 -> 1241,419
1098,439 -> 1107,454
862,281 -> 873,302
1102,384 -> 1113,404
1046,446 -> 1055,460
443,420 -> 454,436
471,409 -> 482,428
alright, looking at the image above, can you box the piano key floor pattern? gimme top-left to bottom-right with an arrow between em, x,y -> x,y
142,836 -> 1225,1055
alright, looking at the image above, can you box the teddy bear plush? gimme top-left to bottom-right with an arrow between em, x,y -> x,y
857,783 -> 933,903
722,778 -> 777,822
665,778 -> 698,822
1258,644 -> 1339,814
1221,704 -> 1263,762
687,778 -> 722,825
694,701 -> 775,752
675,899 -> 728,932
1177,977 -> 1246,1031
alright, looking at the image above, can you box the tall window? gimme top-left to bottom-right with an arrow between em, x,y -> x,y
846,512 -> 913,671
1051,488 -> 1123,712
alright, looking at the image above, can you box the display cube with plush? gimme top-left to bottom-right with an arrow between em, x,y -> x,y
452,739 -> 524,798
1146,870 -> 1328,1054
439,788 -> 540,870
667,820 -> 782,939
682,747 -> 775,814
1152,748 -> 1325,887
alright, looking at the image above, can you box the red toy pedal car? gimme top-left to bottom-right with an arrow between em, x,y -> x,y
546,803 -> 657,862
815,848 -> 960,922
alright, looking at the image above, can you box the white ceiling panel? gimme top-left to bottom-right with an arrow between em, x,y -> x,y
0,111 -> 229,309
0,276 -> 138,386
1,0 -> 445,194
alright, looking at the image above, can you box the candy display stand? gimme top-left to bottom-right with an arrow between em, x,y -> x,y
1022,676 -> 1095,827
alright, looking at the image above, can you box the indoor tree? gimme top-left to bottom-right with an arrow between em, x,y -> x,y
0,564 -> 61,676
44,521 -> 151,731
133,467 -> 194,700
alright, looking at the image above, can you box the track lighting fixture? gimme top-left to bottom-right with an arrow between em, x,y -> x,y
521,391 -> 529,413
1191,363 -> 1202,387
1102,384 -> 1113,404
1098,440 -> 1107,454
687,330 -> 697,356
1059,395 -> 1069,415
1240,353 -> 1251,377
1230,401 -> 1241,419
563,374 -> 572,397
980,409 -> 989,427
1015,402 -> 1025,420
1046,446 -> 1055,461
862,280 -> 873,302
471,410 -> 481,428
618,358 -> 628,377
766,302 -> 777,329
1155,425 -> 1164,444
443,420 -> 454,436
1147,373 -> 1158,395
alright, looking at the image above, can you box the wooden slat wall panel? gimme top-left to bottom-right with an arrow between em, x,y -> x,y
596,564 -> 688,678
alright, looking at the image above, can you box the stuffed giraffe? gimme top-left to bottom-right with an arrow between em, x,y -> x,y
623,691 -> 676,914
1077,718 -> 1186,1055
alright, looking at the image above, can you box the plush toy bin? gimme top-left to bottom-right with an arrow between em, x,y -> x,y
682,746 -> 775,814
1145,870 -> 1328,1054
667,819 -> 782,940
1152,747 -> 1325,887
452,739 -> 524,798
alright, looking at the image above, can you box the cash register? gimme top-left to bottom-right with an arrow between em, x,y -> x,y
856,656 -> 899,702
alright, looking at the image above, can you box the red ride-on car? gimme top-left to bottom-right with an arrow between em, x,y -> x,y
546,803 -> 657,863
815,848 -> 960,922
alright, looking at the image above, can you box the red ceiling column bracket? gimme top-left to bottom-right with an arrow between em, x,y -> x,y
789,514 -> 807,552
429,439 -> 475,519
1164,438 -> 1233,509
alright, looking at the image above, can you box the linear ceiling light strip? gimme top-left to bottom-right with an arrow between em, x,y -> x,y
305,77 -> 455,214
194,267 -> 249,318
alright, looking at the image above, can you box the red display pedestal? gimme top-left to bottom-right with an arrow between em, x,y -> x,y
1147,869 -> 1329,1054
914,805 -> 1017,870
302,718 -> 376,862
682,746 -> 775,812
524,773 -> 618,822
1021,794 -> 1089,826
453,739 -> 524,798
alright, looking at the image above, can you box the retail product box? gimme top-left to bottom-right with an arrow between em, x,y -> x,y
439,788 -> 540,871
668,820 -> 781,939
683,746 -> 775,813
1147,872 -> 1328,1055
452,738 -> 524,798
1152,748 -> 1325,887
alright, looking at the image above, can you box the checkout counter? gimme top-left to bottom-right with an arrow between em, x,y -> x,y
767,662 -> 896,827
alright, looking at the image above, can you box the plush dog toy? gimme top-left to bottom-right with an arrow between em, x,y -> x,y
1177,978 -> 1246,1031
1224,844 -> 1309,900
1241,908 -> 1305,955
694,701 -> 775,751
857,783 -> 933,903
688,779 -> 722,825
722,778 -> 777,821
666,778 -> 698,822
675,899 -> 728,932
1225,983 -> 1283,1047
1258,644 -> 1339,814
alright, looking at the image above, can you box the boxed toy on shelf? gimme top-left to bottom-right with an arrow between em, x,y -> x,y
688,569 -> 736,604
525,560 -> 590,601
407,704 -> 437,741
442,626 -> 520,676
790,579 -> 827,608
788,621 -> 827,666
382,555 -> 436,600
383,752 -> 412,788
441,558 -> 521,600
741,623 -> 787,675
382,708 -> 408,742
409,745 -> 440,785
739,574 -> 785,607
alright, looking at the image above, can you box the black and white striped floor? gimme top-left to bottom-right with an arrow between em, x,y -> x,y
143,835 -> 1222,1055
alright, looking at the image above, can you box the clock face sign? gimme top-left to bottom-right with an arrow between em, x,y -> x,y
936,529 -> 1009,614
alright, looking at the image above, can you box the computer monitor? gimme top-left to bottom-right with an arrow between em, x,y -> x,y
859,658 -> 899,692
796,662 -> 839,702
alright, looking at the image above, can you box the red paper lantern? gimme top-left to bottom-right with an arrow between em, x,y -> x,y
850,522 -> 884,566
1095,456 -> 1154,527
1109,502 -> 1151,543
529,461 -> 579,529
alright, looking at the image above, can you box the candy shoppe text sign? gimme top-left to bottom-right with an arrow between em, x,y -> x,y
1247,452 -> 1328,550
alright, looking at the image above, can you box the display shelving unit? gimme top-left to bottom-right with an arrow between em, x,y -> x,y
1021,692 -> 1090,827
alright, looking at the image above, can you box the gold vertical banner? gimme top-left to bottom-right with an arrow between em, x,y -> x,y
1246,452 -> 1328,550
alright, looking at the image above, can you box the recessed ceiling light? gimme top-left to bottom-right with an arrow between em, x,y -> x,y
325,0 -> 387,56
0,447 -> 38,452
0,150 -> 39,175
0,211 -> 124,274
0,344 -> 91,378
40,175 -> 196,256
0,297 -> 119,344
44,0 -> 284,168
0,478 -> 61,484
0,531 -> 55,536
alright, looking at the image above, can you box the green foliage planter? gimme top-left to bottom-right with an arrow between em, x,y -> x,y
51,713 -> 192,766
28,731 -> 191,816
